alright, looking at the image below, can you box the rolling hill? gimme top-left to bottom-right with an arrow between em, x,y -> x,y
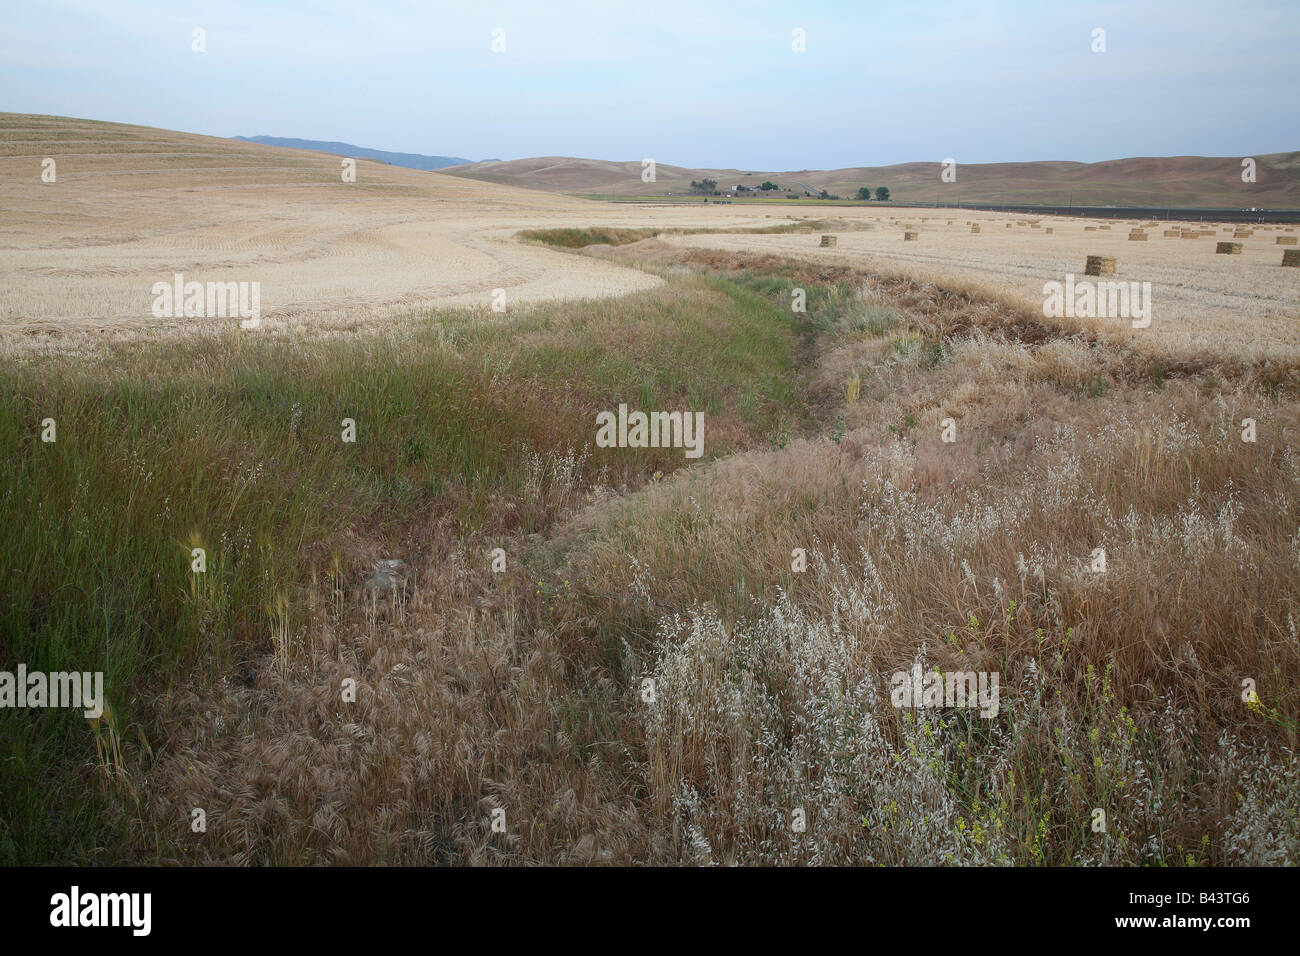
0,113 -> 660,343
441,152 -> 1300,207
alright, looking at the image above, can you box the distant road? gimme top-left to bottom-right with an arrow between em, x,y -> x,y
893,202 -> 1300,224
589,195 -> 1300,223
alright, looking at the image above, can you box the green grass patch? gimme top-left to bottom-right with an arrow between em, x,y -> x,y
0,271 -> 813,862
518,227 -> 659,248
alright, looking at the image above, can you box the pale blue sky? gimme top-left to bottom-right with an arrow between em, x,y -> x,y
2,0 -> 1296,168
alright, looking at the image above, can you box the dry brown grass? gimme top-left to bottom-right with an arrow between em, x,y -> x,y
118,248 -> 1300,866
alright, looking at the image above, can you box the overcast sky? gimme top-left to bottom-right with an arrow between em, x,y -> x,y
2,0 -> 1296,169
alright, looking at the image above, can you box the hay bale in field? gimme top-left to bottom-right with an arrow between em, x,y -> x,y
1084,255 -> 1116,276
1045,227 -> 1054,234
1283,249 -> 1300,267
1100,225 -> 1112,230
1163,230 -> 1180,237
1006,223 -> 1012,228
1277,236 -> 1298,245
1129,231 -> 1148,240
1085,226 -> 1097,231
1233,230 -> 1252,238
903,231 -> 918,241
819,234 -> 837,247
970,224 -> 981,233
1216,242 -> 1243,255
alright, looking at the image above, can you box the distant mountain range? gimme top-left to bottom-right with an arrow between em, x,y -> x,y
232,136 -> 488,170
439,153 -> 1300,208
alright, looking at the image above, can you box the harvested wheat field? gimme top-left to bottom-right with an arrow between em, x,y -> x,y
1,114 -> 764,349
653,212 -> 1300,360
8,115 -> 1297,364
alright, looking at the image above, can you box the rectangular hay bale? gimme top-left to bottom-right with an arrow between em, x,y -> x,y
1084,255 -> 1116,276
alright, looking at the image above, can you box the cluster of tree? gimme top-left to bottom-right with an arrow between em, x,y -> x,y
711,179 -> 888,202
856,186 -> 891,201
